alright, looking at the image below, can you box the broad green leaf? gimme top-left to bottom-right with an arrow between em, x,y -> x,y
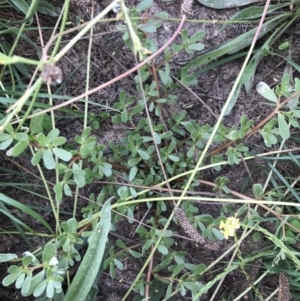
187,146 -> 195,158
0,137 -> 13,150
47,128 -> 59,142
183,281 -> 199,293
153,131 -> 161,144
211,228 -> 224,240
192,263 -> 206,276
0,253 -> 17,262
52,137 -> 66,147
36,133 -> 48,146
289,219 -> 300,232
252,183 -> 263,199
169,154 -> 179,162
181,121 -> 196,133
130,104 -> 144,116
128,157 -> 141,167
158,244 -> 168,255
46,280 -> 54,298
31,149 -> 43,166
172,262 -> 185,277
187,43 -> 204,51
2,271 -> 22,286
121,110 -> 128,122
166,281 -> 173,299
22,255 -> 33,266
21,275 -> 32,295
14,132 -> 28,141
52,147 -> 72,161
73,163 -> 86,188
22,270 -> 45,297
114,258 -> 124,270
43,149 -> 55,169
138,24 -> 156,33
256,81 -> 277,102
64,199 -> 111,301
33,280 -> 47,297
151,11 -> 169,28
158,70 -> 172,87
173,44 -> 184,52
64,183 -> 72,196
278,113 -> 290,139
278,41 -> 289,50
0,133 -> 12,142
16,273 -> 25,289
138,149 -> 150,160
260,131 -> 277,147
42,243 -> 56,263
54,182 -> 63,202
160,131 -> 172,139
196,0 -> 261,9
137,0 -> 153,12
30,109 -> 44,133
189,30 -> 205,44
129,166 -> 138,181
12,140 -> 29,156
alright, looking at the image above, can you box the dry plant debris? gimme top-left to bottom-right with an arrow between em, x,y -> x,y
40,64 -> 63,85
181,0 -> 194,15
278,272 -> 290,301
175,207 -> 220,250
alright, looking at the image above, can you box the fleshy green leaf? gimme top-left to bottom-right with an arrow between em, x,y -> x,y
42,243 -> 56,263
31,149 -> 43,166
30,109 -> 44,133
12,140 -> 29,156
0,253 -> 17,262
278,113 -> 290,139
52,147 -> 72,161
138,149 -> 150,160
137,0 -> 153,12
256,81 -> 277,102
42,149 -> 55,169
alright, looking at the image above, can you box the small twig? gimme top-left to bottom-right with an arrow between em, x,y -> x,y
15,15 -> 187,124
208,92 -> 299,157
199,179 -> 300,234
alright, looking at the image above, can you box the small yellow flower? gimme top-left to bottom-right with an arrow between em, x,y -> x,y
219,214 -> 240,239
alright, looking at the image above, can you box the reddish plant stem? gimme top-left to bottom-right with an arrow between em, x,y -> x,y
199,179 -> 300,234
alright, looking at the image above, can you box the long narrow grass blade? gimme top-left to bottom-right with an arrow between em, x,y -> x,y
0,193 -> 54,234
64,199 -> 111,301
265,161 -> 300,204
196,0 -> 260,9
186,17 -> 286,70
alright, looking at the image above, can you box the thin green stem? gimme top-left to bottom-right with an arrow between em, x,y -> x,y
73,1 -> 94,218
29,146 -> 61,235
53,0 -> 120,62
15,80 -> 42,132
50,0 -> 70,59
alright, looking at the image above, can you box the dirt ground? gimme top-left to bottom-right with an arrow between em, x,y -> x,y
1,0 -> 300,300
